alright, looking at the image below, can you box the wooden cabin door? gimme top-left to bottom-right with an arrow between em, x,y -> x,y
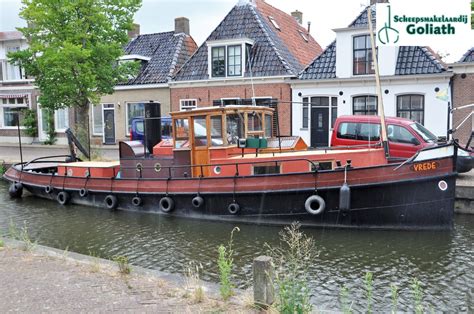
191,116 -> 210,177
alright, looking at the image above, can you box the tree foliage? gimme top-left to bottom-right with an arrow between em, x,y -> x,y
8,0 -> 141,116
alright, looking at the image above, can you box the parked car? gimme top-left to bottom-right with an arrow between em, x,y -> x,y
130,116 -> 172,142
330,115 -> 473,172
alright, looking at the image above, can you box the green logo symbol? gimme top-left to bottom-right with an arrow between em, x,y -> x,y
378,5 -> 399,44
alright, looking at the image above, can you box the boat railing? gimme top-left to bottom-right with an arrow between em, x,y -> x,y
14,155 -> 74,169
120,158 -> 325,179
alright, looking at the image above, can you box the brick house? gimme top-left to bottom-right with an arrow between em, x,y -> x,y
291,5 -> 452,147
0,31 -> 41,144
451,47 -> 474,147
95,20 -> 197,145
170,0 -> 322,136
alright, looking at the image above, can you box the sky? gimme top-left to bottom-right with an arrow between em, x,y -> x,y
0,0 -> 472,63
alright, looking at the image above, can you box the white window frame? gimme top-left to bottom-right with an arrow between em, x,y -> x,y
91,103 -> 104,136
0,97 -> 29,129
179,99 -> 197,111
219,97 -> 241,106
207,38 -> 254,79
101,104 -> 115,144
3,45 -> 23,81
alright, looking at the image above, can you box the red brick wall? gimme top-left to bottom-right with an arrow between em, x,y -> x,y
452,72 -> 474,146
170,83 -> 292,135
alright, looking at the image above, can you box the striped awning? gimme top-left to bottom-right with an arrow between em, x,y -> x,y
0,94 -> 29,99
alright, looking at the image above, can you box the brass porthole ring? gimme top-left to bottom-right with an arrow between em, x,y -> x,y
154,163 -> 162,173
136,163 -> 143,172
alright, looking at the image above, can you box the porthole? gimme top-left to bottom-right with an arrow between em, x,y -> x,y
438,180 -> 448,191
84,170 -> 90,177
214,166 -> 222,175
154,163 -> 162,173
67,168 -> 73,176
136,163 -> 143,172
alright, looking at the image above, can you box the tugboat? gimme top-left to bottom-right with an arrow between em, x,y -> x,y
4,104 -> 457,229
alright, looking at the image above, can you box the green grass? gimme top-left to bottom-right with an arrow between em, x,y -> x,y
113,255 -> 131,275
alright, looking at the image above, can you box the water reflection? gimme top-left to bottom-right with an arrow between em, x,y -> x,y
0,182 -> 472,312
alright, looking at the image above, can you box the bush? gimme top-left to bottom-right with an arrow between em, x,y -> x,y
21,108 -> 38,137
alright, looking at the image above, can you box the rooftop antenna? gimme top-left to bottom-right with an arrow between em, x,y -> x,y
367,6 -> 390,158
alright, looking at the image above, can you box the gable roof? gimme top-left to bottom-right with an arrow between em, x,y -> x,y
299,6 -> 446,80
174,0 -> 322,81
0,31 -> 24,41
458,47 -> 474,63
120,31 -> 197,85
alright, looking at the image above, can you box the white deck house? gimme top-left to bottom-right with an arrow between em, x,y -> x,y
291,6 -> 452,147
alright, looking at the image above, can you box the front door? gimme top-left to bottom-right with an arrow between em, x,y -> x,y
310,107 -> 329,147
103,105 -> 115,144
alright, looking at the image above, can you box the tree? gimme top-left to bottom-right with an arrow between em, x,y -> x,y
9,0 -> 141,146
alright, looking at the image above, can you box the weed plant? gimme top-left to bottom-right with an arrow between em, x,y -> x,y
390,283 -> 398,313
266,222 -> 315,314
365,271 -> 373,313
184,261 -> 205,303
411,278 -> 424,314
0,238 -> 4,248
113,255 -> 131,275
217,226 -> 240,301
0,163 -> 5,176
9,220 -> 36,251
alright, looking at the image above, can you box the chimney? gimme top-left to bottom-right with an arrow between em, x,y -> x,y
291,10 -> 303,25
128,23 -> 140,39
370,0 -> 388,4
175,17 -> 190,35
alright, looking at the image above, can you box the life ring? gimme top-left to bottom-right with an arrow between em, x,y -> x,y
45,185 -> 53,194
132,196 -> 143,207
8,182 -> 23,198
192,195 -> 204,208
105,195 -> 118,210
160,196 -> 174,213
304,195 -> 326,215
79,188 -> 88,197
57,191 -> 70,205
228,202 -> 240,215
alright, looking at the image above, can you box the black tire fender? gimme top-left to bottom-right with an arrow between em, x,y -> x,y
160,196 -> 174,213
45,185 -> 53,194
192,195 -> 204,208
228,202 -> 240,215
305,195 -> 326,215
132,196 -> 143,207
8,182 -> 23,198
57,191 -> 70,205
79,188 -> 88,197
105,195 -> 118,210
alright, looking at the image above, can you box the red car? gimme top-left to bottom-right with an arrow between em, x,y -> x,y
331,115 -> 439,158
330,115 -> 473,172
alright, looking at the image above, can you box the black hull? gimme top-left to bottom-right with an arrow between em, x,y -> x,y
21,174 -> 455,230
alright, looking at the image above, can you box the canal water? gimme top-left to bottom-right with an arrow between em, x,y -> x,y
0,182 -> 472,312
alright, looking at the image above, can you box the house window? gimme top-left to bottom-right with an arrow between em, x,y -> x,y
1,97 -> 28,128
92,104 -> 103,135
213,98 -> 240,106
353,96 -> 377,115
180,99 -> 197,111
353,35 -> 375,75
227,45 -> 242,76
4,46 -> 23,80
55,108 -> 69,131
397,95 -> 424,124
126,102 -> 145,132
211,47 -> 225,77
302,97 -> 309,129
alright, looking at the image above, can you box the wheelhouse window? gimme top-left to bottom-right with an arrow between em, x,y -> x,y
211,47 -> 225,77
226,114 -> 244,145
353,35 -> 375,75
210,115 -> 224,146
180,99 -> 197,111
397,95 -> 424,124
174,118 -> 189,148
353,96 -> 377,115
126,102 -> 145,132
264,114 -> 272,137
193,116 -> 208,146
227,45 -> 242,76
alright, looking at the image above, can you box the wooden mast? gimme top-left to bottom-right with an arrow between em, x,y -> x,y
367,6 -> 390,158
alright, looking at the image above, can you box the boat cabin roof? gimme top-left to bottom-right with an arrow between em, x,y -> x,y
170,105 -> 274,118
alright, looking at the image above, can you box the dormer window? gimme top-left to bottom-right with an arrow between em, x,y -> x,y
207,39 -> 254,78
268,16 -> 280,30
353,35 -> 375,75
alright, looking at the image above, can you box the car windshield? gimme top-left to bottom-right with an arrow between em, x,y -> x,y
410,122 -> 437,143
